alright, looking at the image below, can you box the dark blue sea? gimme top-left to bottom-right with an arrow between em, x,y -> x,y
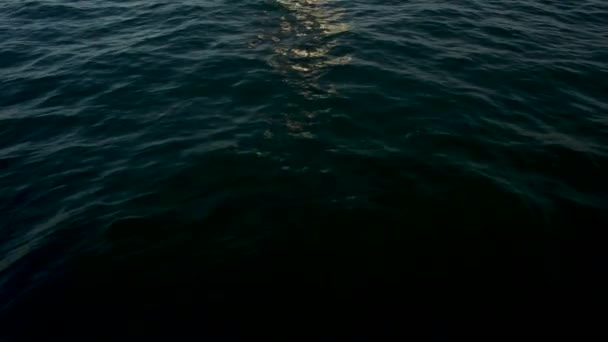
1,0 -> 607,339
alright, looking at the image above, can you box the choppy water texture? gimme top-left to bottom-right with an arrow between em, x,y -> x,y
1,0 -> 608,339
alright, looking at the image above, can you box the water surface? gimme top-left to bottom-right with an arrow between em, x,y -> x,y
1,0 -> 607,339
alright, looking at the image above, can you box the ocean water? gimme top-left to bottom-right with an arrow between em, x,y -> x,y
1,0 -> 607,339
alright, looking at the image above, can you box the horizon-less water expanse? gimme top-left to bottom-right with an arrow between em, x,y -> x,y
1,0 -> 608,339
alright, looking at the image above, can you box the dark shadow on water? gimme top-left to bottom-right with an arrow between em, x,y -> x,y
1,152 -> 606,340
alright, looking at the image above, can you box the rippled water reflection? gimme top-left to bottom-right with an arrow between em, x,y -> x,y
263,0 -> 352,140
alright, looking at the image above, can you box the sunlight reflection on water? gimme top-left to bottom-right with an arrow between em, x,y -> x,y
267,0 -> 351,140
